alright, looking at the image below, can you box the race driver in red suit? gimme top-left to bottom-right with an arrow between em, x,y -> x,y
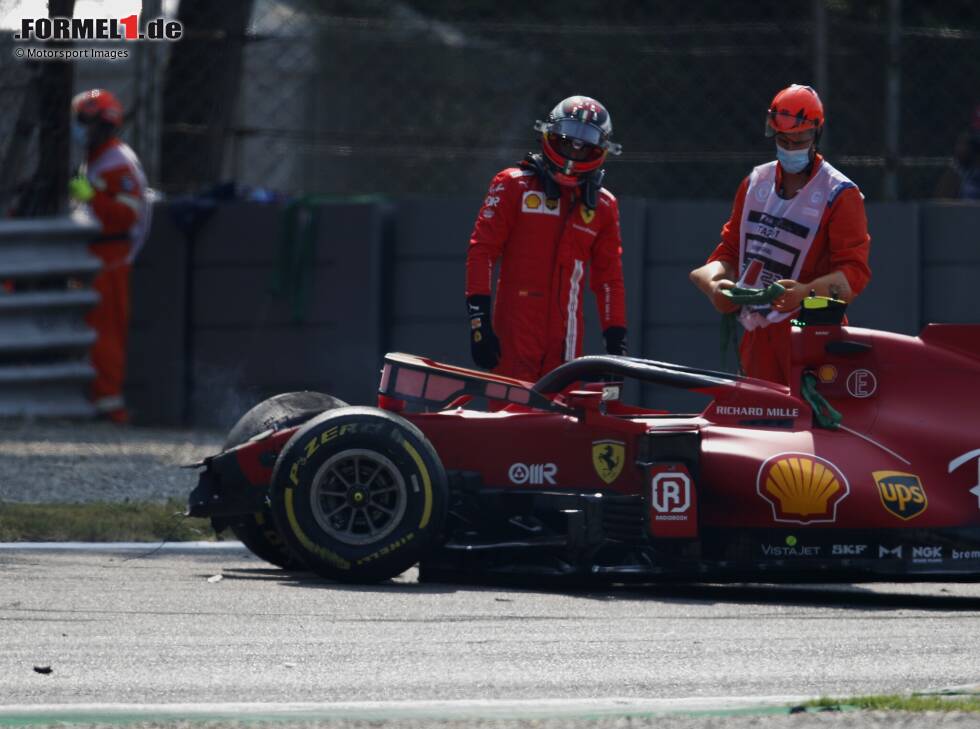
69,89 -> 150,423
465,96 -> 628,382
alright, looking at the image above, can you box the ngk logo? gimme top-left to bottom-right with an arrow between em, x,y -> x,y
651,472 -> 691,515
508,462 -> 557,486
912,546 -> 942,561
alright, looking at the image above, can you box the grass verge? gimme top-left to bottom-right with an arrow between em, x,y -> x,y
808,694 -> 980,713
0,499 -> 215,542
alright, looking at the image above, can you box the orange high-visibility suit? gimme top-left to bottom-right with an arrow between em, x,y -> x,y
84,138 -> 149,420
706,154 -> 871,384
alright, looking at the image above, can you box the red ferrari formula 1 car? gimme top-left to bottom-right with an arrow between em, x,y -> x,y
187,298 -> 980,583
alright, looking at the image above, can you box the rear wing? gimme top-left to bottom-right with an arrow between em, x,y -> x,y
378,353 -> 566,413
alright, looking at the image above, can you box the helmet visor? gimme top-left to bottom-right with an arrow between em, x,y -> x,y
765,109 -> 820,137
549,118 -> 604,147
546,132 -> 605,162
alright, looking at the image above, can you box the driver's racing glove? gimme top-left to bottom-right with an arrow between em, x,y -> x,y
603,326 -> 628,356
467,295 -> 500,370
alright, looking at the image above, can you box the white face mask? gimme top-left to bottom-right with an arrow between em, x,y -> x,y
776,144 -> 811,173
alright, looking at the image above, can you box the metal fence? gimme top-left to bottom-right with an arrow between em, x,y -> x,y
2,0 -> 980,211
0,212 -> 100,418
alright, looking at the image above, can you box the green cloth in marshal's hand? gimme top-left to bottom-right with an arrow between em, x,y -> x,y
720,281 -> 786,306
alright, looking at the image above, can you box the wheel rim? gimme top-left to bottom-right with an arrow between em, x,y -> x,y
309,449 -> 407,546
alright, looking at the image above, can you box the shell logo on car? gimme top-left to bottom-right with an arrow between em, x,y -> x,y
817,364 -> 838,383
757,452 -> 850,524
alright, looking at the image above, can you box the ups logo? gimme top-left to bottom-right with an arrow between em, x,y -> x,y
873,471 -> 927,520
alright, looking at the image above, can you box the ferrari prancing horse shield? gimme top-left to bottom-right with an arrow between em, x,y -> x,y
592,440 -> 625,484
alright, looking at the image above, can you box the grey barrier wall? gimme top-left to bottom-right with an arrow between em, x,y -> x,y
0,214 -> 101,418
126,199 -> 980,427
640,201 -> 736,413
128,201 -> 387,426
127,208 -> 188,426
921,203 -> 980,325
850,203 -> 921,335
388,198 -> 475,368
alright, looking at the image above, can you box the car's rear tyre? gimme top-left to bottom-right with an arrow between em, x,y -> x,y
222,391 -> 348,568
269,407 -> 448,582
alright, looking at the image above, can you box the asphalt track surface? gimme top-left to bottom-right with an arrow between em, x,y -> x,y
2,545 -> 980,728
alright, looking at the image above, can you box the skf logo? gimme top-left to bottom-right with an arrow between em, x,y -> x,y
832,544 -> 868,556
580,205 -> 595,224
873,471 -> 927,520
757,452 -> 850,524
651,472 -> 691,516
592,440 -> 624,484
521,191 -> 560,216
508,462 -> 557,486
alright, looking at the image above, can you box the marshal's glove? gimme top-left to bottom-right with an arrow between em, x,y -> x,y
467,295 -> 500,370
68,176 -> 94,203
603,326 -> 628,356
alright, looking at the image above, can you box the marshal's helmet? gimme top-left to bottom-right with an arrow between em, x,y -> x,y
765,84 -> 824,138
534,96 -> 622,186
71,88 -> 123,128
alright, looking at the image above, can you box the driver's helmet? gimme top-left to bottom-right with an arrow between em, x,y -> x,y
71,88 -> 123,128
765,84 -> 824,138
534,96 -> 622,186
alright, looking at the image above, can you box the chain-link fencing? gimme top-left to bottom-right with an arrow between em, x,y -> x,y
1,0 -> 979,212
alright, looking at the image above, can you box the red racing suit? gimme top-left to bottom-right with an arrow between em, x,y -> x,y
466,165 -> 627,382
83,138 -> 149,419
706,154 -> 871,384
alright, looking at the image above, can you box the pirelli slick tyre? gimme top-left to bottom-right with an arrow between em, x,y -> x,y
268,407 -> 448,583
223,391 -> 348,569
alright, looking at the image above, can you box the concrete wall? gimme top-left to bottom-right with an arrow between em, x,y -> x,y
921,203 -> 980,324
128,200 -> 387,426
126,198 -> 980,427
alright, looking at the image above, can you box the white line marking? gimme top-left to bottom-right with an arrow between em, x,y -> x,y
0,695 -> 815,721
0,541 -> 247,552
